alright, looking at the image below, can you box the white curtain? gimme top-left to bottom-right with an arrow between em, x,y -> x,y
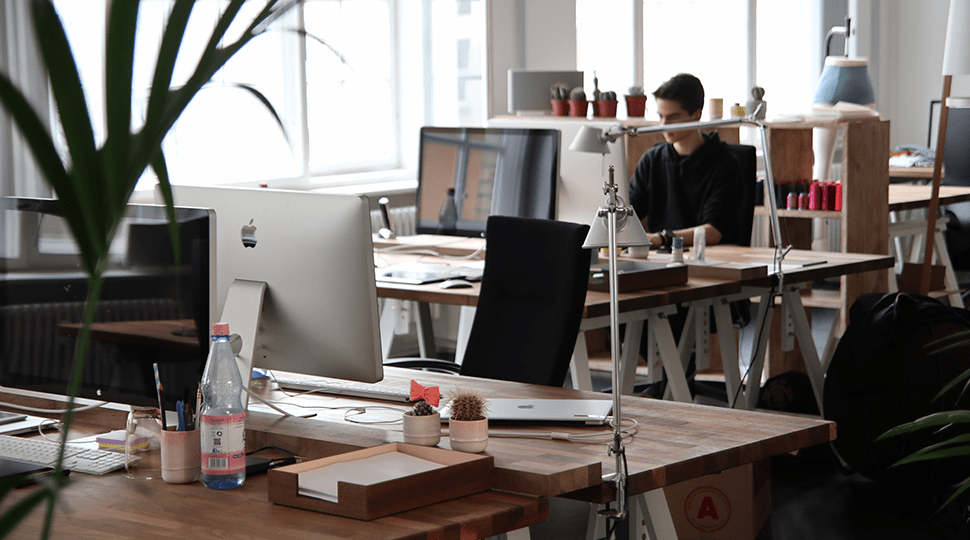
0,1 -> 52,199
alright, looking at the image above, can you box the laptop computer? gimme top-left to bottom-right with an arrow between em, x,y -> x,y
439,398 -> 613,426
375,261 -> 484,285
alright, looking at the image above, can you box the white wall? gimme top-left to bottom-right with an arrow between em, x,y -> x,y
486,0 -> 577,118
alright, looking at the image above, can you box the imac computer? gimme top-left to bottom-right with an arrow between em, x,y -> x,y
164,185 -> 383,384
415,127 -> 559,236
0,197 -> 214,409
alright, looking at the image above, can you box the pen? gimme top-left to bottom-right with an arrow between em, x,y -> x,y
153,363 -> 167,431
176,401 -> 186,431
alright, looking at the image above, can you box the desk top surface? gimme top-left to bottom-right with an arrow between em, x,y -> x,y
247,368 -> 835,503
888,184 -> 970,211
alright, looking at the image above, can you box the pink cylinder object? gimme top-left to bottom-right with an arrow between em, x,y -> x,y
799,193 -> 809,210
787,193 -> 797,210
823,182 -> 837,210
835,182 -> 843,211
809,182 -> 822,210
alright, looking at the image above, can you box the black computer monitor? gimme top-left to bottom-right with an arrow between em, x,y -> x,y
0,197 -> 214,410
415,127 -> 559,236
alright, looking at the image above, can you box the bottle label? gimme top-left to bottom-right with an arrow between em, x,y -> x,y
200,412 -> 246,475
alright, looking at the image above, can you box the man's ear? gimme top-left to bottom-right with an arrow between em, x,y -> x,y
690,109 -> 703,122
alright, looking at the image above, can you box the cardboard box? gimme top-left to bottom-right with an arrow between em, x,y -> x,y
662,459 -> 770,540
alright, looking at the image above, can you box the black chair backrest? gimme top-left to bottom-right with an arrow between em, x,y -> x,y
944,107 -> 970,185
726,143 -> 757,247
458,216 -> 591,387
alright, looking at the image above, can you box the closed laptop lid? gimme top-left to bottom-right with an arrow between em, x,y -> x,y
440,398 -> 613,426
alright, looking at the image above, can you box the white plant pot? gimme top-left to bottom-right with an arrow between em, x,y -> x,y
402,412 -> 441,447
448,418 -> 488,453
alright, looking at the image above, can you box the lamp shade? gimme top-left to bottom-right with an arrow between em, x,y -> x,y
943,0 -> 970,75
569,125 -> 611,154
583,207 -> 650,249
812,57 -> 876,106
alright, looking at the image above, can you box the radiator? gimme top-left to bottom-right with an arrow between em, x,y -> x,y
370,206 -> 416,237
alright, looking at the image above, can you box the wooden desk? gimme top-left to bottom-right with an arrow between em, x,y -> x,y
244,368 -> 834,539
890,165 -> 935,181
0,392 -> 546,540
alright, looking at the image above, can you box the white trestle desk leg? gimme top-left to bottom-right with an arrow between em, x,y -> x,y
744,288 -> 774,410
570,330 -> 594,391
379,299 -> 400,361
935,221 -> 965,308
712,298 -> 741,408
220,279 -> 267,409
497,527 -> 531,540
414,301 -> 436,359
454,305 -> 475,365
650,307 -> 691,402
619,319 -> 644,394
781,286 -> 826,416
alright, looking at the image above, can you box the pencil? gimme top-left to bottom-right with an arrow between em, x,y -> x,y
153,363 -> 167,431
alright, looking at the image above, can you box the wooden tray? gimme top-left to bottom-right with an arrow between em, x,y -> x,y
589,260 -> 688,292
268,442 -> 494,520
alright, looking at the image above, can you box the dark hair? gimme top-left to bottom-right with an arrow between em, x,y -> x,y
652,73 -> 705,114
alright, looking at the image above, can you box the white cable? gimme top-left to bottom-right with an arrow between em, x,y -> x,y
0,399 -> 107,415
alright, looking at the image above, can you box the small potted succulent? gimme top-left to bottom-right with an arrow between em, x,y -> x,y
595,90 -> 618,117
625,86 -> 647,117
403,399 -> 441,447
550,83 -> 570,116
568,86 -> 589,117
447,389 -> 489,453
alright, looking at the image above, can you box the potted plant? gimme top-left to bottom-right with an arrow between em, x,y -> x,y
0,1 -> 300,536
447,389 -> 489,453
595,90 -> 618,118
550,83 -> 569,116
402,399 -> 441,447
568,86 -> 588,118
625,86 -> 647,117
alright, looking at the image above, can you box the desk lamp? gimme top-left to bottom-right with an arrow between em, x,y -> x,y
922,0 -> 970,294
571,109 -> 786,521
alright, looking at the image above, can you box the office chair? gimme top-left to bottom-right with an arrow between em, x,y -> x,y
387,215 -> 592,387
936,106 -> 970,270
726,143 -> 758,247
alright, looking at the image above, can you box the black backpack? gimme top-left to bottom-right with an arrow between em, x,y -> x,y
824,292 -> 970,489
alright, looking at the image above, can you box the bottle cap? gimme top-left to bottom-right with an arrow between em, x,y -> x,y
212,323 -> 230,336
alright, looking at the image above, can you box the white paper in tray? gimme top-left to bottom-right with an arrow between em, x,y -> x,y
298,452 -> 446,503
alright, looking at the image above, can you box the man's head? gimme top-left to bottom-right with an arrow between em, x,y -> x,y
653,74 -> 704,146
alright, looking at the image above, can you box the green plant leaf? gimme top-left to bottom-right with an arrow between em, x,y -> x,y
935,478 -> 970,518
0,486 -> 51,537
876,410 -> 970,440
933,367 -> 970,402
103,0 -> 139,209
224,82 -> 289,144
894,445 -> 970,466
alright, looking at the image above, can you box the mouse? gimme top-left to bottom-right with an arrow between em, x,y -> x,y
439,278 -> 474,289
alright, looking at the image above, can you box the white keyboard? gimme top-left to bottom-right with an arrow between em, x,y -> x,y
271,373 -> 410,402
0,434 -> 129,475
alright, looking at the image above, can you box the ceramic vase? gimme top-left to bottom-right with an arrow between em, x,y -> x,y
625,95 -> 647,117
568,99 -> 589,117
402,412 -> 442,447
595,100 -> 618,117
448,418 -> 488,453
551,99 -> 569,116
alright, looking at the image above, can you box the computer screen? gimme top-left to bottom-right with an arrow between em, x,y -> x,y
415,127 -> 559,236
0,197 -> 214,409
165,185 -> 383,383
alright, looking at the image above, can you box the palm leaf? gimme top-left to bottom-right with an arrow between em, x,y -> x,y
876,409 -> 970,440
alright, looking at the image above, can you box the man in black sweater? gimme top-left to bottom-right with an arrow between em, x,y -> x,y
628,73 -> 742,250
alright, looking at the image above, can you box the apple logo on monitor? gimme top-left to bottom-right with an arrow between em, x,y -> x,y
241,219 -> 257,248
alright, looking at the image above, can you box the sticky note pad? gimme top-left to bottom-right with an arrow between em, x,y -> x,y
96,430 -> 146,451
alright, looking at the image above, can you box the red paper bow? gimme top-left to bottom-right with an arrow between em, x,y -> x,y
410,380 -> 440,407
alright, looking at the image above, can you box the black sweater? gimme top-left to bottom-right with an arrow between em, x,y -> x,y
628,132 -> 742,244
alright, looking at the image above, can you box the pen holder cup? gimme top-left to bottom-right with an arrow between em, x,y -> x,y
125,406 -> 162,480
160,429 -> 201,484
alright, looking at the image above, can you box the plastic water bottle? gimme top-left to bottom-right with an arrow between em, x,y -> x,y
199,322 -> 246,489
438,188 -> 458,232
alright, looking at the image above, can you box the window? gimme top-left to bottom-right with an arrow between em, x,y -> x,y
49,0 -> 485,192
576,0 -> 820,123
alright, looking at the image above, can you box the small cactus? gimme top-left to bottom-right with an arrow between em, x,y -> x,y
627,85 -> 644,97
412,399 -> 435,416
550,83 -> 570,101
600,90 -> 617,101
448,389 -> 487,422
569,87 -> 586,101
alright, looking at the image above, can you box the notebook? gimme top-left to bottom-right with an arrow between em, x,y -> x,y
439,398 -> 614,426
